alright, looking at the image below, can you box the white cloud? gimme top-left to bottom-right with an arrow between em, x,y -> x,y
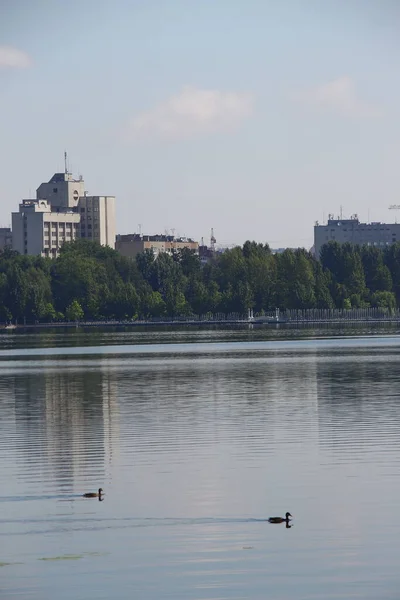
295,76 -> 381,118
127,86 -> 254,140
0,46 -> 32,69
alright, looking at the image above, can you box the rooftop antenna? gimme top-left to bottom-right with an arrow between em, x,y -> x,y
201,236 -> 204,246
64,151 -> 68,175
340,205 -> 343,220
138,224 -> 142,236
389,205 -> 400,224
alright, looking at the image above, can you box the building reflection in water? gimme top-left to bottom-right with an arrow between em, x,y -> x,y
316,351 -> 400,453
9,360 -> 119,494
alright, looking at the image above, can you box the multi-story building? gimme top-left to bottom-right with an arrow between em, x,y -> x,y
37,172 -> 85,209
78,195 -> 116,247
115,233 -> 198,259
314,215 -> 400,259
12,199 -> 80,257
11,169 -> 116,257
0,227 -> 12,250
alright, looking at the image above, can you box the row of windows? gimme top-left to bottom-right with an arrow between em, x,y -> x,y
44,233 -> 72,240
326,227 -> 394,233
81,217 -> 99,223
44,222 -> 76,230
324,237 -> 392,246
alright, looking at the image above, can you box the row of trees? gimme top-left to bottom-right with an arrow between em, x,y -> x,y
0,239 -> 399,323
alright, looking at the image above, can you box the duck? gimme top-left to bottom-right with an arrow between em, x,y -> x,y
83,488 -> 103,499
268,512 -> 292,524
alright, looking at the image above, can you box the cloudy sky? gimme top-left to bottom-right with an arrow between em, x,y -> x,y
1,0 -> 400,248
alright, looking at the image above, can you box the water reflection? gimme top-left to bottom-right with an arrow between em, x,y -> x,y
0,336 -> 400,599
316,355 -> 400,457
0,364 -> 119,496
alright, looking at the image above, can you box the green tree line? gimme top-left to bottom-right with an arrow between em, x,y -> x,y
0,239 -> 398,323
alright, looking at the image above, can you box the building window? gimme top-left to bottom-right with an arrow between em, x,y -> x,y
80,208 -> 85,213
53,187 -> 58,193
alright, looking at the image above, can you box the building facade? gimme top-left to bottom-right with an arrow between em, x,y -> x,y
36,172 -> 85,209
12,199 -> 80,257
78,195 -> 116,247
11,170 -> 115,257
116,234 -> 198,259
314,216 -> 400,258
0,227 -> 12,250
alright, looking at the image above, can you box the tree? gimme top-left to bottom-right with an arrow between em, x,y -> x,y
314,263 -> 334,309
66,300 -> 84,322
141,290 -> 166,318
275,249 -> 316,309
42,303 -> 57,322
136,249 -> 155,283
361,245 -> 392,293
370,291 -> 396,311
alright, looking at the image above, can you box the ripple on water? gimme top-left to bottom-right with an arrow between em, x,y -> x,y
0,332 -> 400,599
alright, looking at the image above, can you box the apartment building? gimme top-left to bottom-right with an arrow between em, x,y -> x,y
0,228 -> 12,250
314,216 -> 400,258
11,169 -> 115,257
12,199 -> 80,257
78,195 -> 115,247
115,234 -> 198,259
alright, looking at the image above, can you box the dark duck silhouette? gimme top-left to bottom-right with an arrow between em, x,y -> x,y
83,488 -> 103,499
268,512 -> 292,524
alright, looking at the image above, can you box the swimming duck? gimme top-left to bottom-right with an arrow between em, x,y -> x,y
268,512 -> 292,524
83,488 -> 103,498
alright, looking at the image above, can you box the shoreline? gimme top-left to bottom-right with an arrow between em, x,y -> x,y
2,317 -> 400,331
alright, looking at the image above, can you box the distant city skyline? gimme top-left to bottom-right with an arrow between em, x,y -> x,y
1,1 -> 400,249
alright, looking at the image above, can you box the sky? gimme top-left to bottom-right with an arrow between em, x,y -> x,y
1,0 -> 400,249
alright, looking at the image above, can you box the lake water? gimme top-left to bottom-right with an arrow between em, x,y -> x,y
1,327 -> 400,599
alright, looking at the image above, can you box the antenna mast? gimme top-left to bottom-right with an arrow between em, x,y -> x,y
64,151 -> 68,175
389,205 -> 400,224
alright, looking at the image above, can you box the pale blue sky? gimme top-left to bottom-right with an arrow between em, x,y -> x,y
1,0 -> 400,248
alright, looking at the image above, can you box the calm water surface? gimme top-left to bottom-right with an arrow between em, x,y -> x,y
1,328 -> 400,599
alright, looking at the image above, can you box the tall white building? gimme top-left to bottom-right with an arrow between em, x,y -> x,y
11,169 -> 116,257
12,199 -> 80,257
78,195 -> 116,247
37,172 -> 85,209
